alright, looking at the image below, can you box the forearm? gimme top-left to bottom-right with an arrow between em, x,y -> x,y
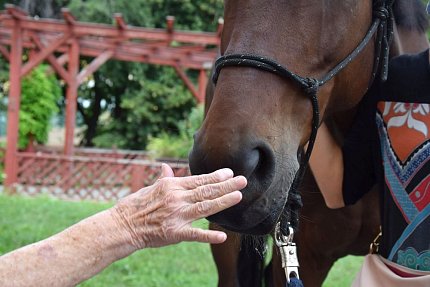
309,123 -> 345,208
0,208 -> 135,287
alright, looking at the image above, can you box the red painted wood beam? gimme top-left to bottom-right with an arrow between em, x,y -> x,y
75,38 -> 216,68
5,4 -> 27,20
61,8 -> 76,25
166,16 -> 175,34
197,69 -> 208,103
217,18 -> 224,38
57,53 -> 69,66
0,32 -> 217,69
4,17 -> 23,188
20,32 -> 71,77
28,32 -> 71,84
64,39 -> 79,155
76,37 -> 214,59
0,11 -> 8,22
114,13 -> 127,30
0,16 -> 220,45
77,49 -> 114,85
0,34 -> 216,69
78,47 -> 215,70
56,36 -> 216,68
17,151 -> 164,166
173,65 -> 199,100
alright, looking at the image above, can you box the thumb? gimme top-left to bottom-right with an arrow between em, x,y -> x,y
159,163 -> 175,178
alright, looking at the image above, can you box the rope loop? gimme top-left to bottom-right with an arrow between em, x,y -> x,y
373,7 -> 389,21
303,78 -> 319,96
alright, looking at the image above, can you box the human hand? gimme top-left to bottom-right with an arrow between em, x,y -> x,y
111,164 -> 246,250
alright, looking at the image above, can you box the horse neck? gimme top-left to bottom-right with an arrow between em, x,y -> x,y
328,21 -> 429,140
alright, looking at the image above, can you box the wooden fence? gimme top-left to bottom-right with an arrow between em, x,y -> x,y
5,148 -> 189,201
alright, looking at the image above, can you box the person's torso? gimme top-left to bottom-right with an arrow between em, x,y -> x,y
373,49 -> 430,271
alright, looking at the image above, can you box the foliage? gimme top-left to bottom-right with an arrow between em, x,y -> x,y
0,141 -> 5,184
65,0 -> 223,149
19,65 -> 61,149
67,0 -> 224,30
0,57 -> 8,112
147,104 -> 203,158
92,66 -> 196,149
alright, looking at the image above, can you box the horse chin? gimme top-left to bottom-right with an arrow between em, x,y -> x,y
208,211 -> 281,235
206,184 -> 290,235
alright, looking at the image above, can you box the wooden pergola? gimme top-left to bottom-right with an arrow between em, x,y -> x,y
0,4 -> 221,188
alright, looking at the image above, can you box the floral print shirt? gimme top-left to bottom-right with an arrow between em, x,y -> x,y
342,49 -> 430,271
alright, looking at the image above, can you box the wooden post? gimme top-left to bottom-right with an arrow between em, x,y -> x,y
198,69 -> 208,104
64,39 -> 79,155
131,164 -> 143,193
4,17 -> 23,187
173,65 -> 199,101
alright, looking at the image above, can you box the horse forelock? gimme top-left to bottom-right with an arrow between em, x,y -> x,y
392,0 -> 429,33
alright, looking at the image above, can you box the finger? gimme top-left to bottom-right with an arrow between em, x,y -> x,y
159,163 -> 174,178
178,168 -> 234,189
188,176 -> 247,203
186,191 -> 242,219
181,228 -> 228,244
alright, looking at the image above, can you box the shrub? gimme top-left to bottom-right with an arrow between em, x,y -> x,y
19,65 -> 61,149
147,104 -> 203,159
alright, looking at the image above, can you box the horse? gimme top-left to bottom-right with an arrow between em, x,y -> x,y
189,1 -> 429,286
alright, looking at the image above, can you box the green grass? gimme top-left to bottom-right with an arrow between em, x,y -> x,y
323,256 -> 363,287
0,194 -> 362,286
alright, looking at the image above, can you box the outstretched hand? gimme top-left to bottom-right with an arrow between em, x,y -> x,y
111,164 -> 247,250
0,164 -> 246,287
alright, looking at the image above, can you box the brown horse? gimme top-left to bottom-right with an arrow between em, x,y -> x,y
189,1 -> 429,286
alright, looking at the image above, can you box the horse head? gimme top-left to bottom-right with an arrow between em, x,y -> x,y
189,0 -> 386,235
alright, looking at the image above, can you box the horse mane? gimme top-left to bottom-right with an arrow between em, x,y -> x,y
392,0 -> 429,33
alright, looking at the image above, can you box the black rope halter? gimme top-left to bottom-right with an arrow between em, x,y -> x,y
212,0 -> 395,235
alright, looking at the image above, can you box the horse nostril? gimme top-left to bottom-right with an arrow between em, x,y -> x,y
252,144 -> 275,185
237,148 -> 260,178
224,142 -> 275,185
189,140 -> 275,190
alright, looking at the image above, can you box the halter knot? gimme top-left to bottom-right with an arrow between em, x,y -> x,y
303,78 -> 319,96
373,7 -> 389,21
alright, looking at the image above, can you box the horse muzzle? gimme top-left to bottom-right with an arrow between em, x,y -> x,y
189,132 -> 295,235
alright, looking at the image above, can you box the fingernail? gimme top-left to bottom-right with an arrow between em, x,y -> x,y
233,191 -> 243,201
234,176 -> 247,186
217,233 -> 227,242
218,168 -> 234,178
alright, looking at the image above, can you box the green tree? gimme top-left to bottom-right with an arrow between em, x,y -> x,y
92,66 -> 196,149
66,0 -> 222,149
147,104 -> 204,158
19,65 -> 61,149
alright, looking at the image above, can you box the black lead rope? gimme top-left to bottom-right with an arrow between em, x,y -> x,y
211,1 -> 394,286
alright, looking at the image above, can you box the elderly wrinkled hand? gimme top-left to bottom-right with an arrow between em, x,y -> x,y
0,164 -> 246,287
111,164 -> 247,250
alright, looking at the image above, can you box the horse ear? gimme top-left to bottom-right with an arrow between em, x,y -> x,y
159,163 -> 175,178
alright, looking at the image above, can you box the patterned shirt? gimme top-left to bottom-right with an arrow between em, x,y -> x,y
342,49 -> 430,271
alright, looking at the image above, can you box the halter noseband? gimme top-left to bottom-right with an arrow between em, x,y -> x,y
211,0 -> 395,236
